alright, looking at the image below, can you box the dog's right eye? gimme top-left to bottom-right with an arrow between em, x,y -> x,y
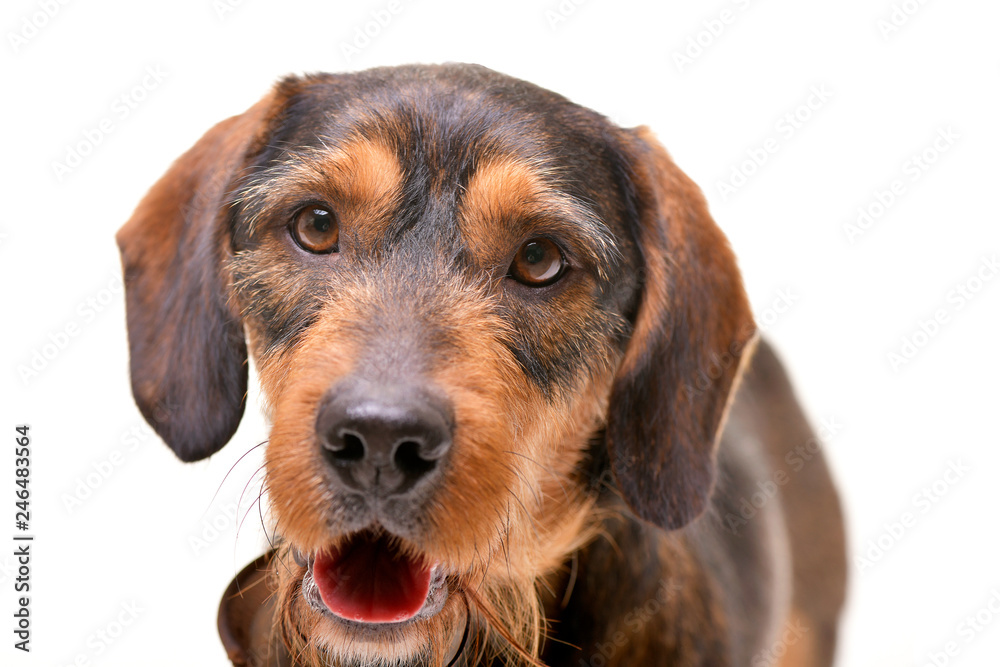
291,207 -> 339,254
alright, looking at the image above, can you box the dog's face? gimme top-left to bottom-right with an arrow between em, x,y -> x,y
117,65 -> 754,665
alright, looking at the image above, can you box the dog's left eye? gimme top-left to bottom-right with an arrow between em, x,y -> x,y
291,206 -> 339,254
508,238 -> 566,287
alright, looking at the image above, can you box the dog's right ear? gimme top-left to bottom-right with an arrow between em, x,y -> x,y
117,81 -> 297,462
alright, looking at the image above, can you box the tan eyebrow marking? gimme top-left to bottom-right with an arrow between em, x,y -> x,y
457,155 -> 619,278
239,137 -> 403,240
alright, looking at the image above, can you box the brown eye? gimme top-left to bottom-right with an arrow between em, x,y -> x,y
509,238 -> 566,287
291,207 -> 339,254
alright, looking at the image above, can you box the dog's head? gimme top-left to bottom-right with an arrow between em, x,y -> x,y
118,64 -> 755,665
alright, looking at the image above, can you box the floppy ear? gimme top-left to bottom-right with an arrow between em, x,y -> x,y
606,126 -> 757,531
116,85 -> 291,462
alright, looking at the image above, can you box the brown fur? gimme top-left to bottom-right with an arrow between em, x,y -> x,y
118,65 -> 846,666
239,137 -> 404,247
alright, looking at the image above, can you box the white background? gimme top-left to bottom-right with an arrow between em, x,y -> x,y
2,0 -> 999,665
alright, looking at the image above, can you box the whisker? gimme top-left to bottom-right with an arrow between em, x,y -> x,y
233,466 -> 268,558
503,449 -> 573,500
213,440 -> 268,507
501,460 -> 544,507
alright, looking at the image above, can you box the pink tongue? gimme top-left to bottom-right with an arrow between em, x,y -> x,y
312,533 -> 432,623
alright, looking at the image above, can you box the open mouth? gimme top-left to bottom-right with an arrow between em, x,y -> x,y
302,530 -> 449,626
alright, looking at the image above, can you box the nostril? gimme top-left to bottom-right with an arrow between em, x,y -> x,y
324,431 -> 366,465
393,440 -> 437,477
314,380 -> 454,494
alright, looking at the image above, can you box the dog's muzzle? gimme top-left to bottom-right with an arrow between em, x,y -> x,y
305,378 -> 455,625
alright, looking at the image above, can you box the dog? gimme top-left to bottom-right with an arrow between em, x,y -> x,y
117,63 -> 847,666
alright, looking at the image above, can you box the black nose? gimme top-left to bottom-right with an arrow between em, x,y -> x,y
316,380 -> 453,496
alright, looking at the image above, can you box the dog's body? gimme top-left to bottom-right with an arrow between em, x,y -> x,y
118,64 -> 846,666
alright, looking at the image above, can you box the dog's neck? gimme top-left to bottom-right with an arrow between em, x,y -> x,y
217,505 -> 729,667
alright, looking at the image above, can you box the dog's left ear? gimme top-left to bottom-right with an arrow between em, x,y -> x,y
606,127 -> 757,531
116,83 -> 296,462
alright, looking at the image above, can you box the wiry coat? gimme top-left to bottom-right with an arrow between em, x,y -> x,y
117,64 -> 846,667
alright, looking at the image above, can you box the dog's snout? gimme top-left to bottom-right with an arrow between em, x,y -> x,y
316,381 -> 452,495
